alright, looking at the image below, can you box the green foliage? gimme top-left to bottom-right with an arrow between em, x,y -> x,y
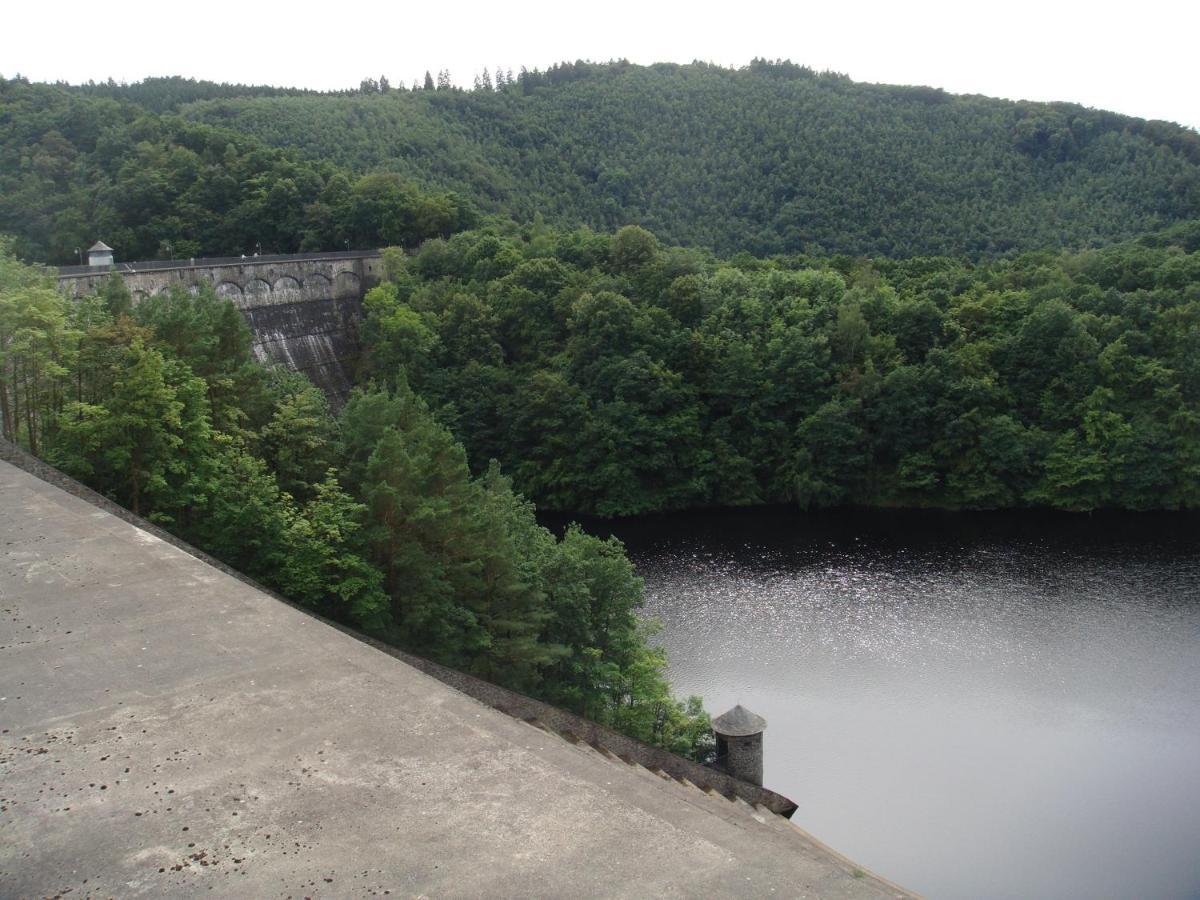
0,78 -> 471,263
160,61 -> 1200,259
344,380 -> 709,743
6,64 -> 1199,263
258,377 -> 338,500
0,238 -> 71,454
275,471 -> 390,632
358,222 -> 1200,514
53,338 -> 211,518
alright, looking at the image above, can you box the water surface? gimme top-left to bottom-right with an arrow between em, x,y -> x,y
605,510 -> 1200,900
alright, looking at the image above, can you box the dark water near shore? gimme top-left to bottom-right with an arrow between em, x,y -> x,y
584,509 -> 1200,900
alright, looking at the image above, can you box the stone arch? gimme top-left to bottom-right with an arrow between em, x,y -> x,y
215,281 -> 244,299
131,289 -> 149,305
334,269 -> 361,298
272,275 -> 304,303
244,278 -> 272,299
303,272 -> 332,289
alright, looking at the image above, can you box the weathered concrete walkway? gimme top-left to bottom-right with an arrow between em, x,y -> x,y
0,459 -> 909,898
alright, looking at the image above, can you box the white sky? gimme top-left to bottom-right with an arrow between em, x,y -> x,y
4,0 -> 1197,129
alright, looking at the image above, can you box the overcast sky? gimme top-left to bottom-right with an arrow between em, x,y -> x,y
4,0 -> 1196,128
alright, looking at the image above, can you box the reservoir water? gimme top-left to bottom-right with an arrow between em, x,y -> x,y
607,510 -> 1200,900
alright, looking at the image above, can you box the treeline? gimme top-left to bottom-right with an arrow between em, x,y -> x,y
0,239 -> 713,759
0,76 -> 474,264
173,60 -> 1200,258
65,75 -> 322,113
9,64 -> 1199,264
357,220 -> 1200,514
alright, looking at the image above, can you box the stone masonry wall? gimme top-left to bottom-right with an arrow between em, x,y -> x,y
725,733 -> 765,787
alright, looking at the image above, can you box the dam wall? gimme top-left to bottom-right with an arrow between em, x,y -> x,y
57,251 -> 383,400
0,436 -> 911,898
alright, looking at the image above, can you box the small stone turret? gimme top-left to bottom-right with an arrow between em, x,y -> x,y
87,241 -> 114,268
712,704 -> 767,786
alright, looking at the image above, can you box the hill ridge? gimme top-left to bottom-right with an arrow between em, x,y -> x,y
172,59 -> 1200,257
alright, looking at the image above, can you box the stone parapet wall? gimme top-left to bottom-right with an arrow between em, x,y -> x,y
391,649 -> 799,817
57,253 -> 381,307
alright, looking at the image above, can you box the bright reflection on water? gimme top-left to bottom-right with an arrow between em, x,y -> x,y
609,511 -> 1200,900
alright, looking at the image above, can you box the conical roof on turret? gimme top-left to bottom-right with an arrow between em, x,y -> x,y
712,704 -> 766,736
88,241 -> 113,252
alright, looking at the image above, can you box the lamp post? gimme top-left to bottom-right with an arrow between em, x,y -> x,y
255,241 -> 262,257
74,248 -> 81,266
165,241 -> 173,260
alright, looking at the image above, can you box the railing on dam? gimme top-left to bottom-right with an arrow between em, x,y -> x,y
55,249 -> 382,278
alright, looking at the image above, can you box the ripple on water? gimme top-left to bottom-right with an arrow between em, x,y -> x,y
617,512 -> 1200,900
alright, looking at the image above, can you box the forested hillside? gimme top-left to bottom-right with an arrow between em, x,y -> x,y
176,60 -> 1200,257
5,64 -> 1198,264
356,220 -> 1200,514
0,76 -> 474,264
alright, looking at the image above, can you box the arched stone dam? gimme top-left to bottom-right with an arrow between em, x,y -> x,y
57,252 -> 382,402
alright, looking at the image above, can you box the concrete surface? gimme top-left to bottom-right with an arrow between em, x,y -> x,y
0,459 -> 911,898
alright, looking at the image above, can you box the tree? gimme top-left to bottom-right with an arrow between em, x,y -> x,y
362,421 -> 485,661
467,463 -> 563,688
790,398 -> 868,508
277,471 -> 390,634
52,339 -> 211,519
0,239 -> 71,454
131,282 -> 261,434
609,225 -> 659,273
259,380 -> 337,500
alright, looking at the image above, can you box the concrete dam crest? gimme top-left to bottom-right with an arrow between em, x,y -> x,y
57,251 -> 383,401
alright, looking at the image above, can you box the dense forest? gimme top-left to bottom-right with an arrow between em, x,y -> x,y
177,60 -> 1200,257
355,220 -> 1200,514
3,64 -> 1200,265
0,241 -> 714,759
0,76 -> 475,264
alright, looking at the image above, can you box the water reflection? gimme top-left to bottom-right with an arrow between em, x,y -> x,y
606,510 -> 1200,900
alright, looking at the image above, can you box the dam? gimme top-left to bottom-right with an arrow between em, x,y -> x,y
56,250 -> 383,401
0,443 -> 911,898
